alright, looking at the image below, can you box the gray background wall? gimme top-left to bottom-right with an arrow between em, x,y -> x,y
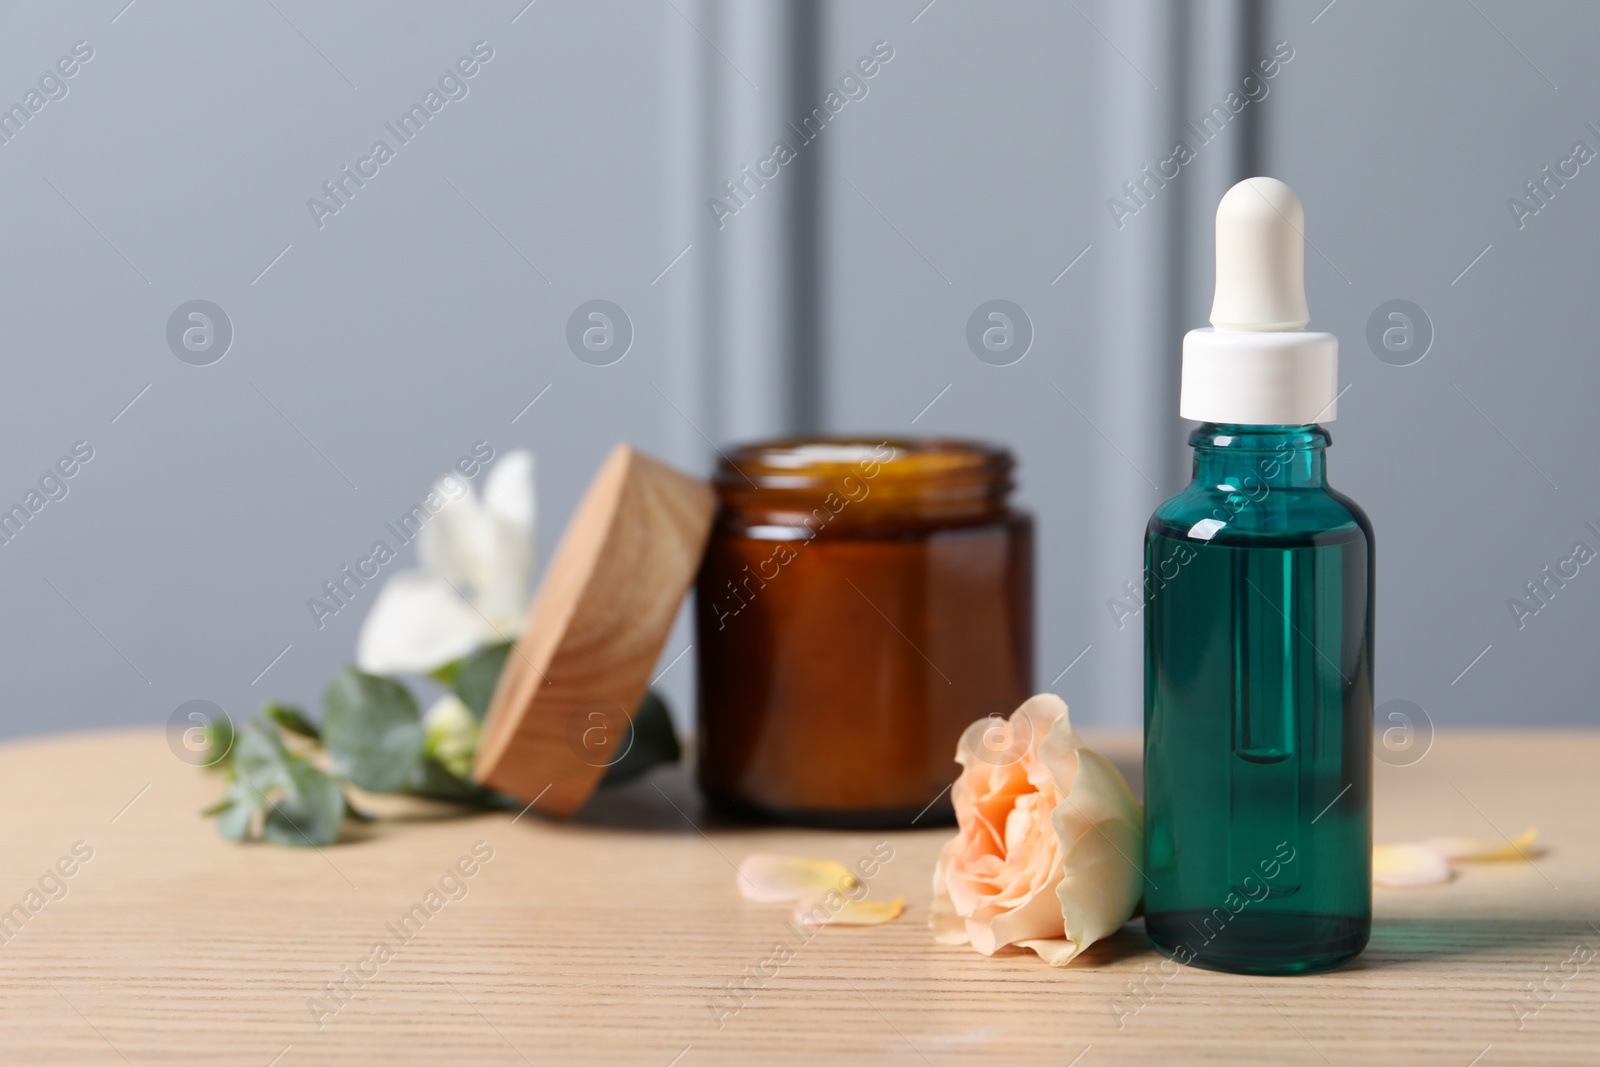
0,0 -> 1592,745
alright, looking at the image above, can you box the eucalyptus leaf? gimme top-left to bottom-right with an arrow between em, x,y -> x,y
199,797 -> 233,817
212,777 -> 265,844
215,791 -> 254,841
262,759 -> 345,847
600,689 -> 681,787
448,642 -> 513,721
232,721 -> 293,795
321,667 -> 426,793
265,703 -> 321,741
213,725 -> 280,841
203,717 -> 236,771
217,721 -> 347,845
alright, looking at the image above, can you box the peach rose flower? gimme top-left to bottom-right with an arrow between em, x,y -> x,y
930,693 -> 1144,966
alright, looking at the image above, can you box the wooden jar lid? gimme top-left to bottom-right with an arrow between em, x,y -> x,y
473,444 -> 714,817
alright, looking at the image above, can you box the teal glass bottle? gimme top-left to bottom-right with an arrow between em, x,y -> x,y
1143,422 -> 1372,973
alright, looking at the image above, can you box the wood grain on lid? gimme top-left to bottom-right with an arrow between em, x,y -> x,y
473,444 -> 714,816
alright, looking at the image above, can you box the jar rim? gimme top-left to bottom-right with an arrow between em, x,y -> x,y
716,436 -> 1013,491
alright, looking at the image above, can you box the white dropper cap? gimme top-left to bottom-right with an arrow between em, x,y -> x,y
1210,177 -> 1310,331
1180,177 -> 1338,424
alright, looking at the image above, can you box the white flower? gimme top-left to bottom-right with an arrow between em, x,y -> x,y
423,693 -> 481,779
357,450 -> 535,675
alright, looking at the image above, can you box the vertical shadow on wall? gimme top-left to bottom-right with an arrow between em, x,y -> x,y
1236,0 -> 1267,180
782,0 -> 826,434
1167,0 -> 1271,481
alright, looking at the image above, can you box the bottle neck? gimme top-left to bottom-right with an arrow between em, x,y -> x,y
1189,423 -> 1330,490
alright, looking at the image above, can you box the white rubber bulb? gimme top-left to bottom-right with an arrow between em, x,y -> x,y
1209,176 -> 1310,332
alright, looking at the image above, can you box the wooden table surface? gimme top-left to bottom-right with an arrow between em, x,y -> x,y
0,727 -> 1596,1066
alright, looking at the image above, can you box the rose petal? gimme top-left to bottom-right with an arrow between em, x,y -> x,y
1423,826 -> 1538,862
1373,843 -> 1452,888
1044,735 -> 1146,966
738,854 -> 857,902
955,693 -> 1067,780
1016,937 -> 1079,966
931,693 -> 1145,967
794,894 -> 905,927
937,696 -> 1073,955
355,572 -> 494,675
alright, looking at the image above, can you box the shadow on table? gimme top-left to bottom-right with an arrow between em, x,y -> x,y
558,731 -> 1149,834
1072,921 -> 1154,967
1354,915 -> 1593,968
567,762 -> 733,833
567,763 -> 963,836
325,764 -> 718,843
344,760 -> 906,840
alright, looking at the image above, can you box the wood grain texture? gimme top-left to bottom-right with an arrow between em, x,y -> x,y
0,728 -> 1596,1065
475,444 -> 714,815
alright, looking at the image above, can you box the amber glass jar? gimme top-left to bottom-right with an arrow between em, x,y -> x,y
695,438 -> 1033,827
